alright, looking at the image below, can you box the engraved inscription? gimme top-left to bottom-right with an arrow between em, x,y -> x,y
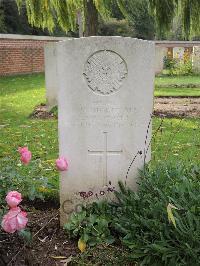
83,50 -> 128,95
71,103 -> 136,128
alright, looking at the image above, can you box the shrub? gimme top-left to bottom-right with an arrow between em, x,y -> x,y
163,56 -> 176,70
64,201 -> 116,246
163,55 -> 193,76
114,163 -> 200,265
65,163 -> 200,265
0,156 -> 58,205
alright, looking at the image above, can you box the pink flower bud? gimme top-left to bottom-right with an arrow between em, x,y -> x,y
6,191 -> 22,208
56,157 -> 68,171
1,207 -> 28,233
18,147 -> 32,165
18,147 -> 29,154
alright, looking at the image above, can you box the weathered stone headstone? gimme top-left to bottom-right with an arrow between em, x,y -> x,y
173,47 -> 185,62
44,43 -> 58,110
192,46 -> 200,73
56,37 -> 155,224
155,46 -> 167,74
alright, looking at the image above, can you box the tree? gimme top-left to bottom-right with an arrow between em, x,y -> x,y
83,0 -> 98,36
117,0 -> 155,40
0,3 -> 6,33
16,0 -> 200,39
148,0 -> 200,39
16,0 -> 110,36
0,0 -> 50,35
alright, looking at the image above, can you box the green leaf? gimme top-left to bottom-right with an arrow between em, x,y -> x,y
18,229 -> 32,243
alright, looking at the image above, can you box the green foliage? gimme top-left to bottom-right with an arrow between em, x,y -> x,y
0,0 -> 50,35
16,0 -> 110,34
0,156 -> 58,205
49,105 -> 58,118
180,0 -> 200,39
164,59 -> 193,76
163,56 -> 177,70
0,4 -> 6,33
172,61 -> 193,76
98,18 -> 134,37
16,0 -> 200,38
65,163 -> 200,265
149,0 -> 177,37
18,229 -> 32,244
113,163 -> 200,265
149,0 -> 200,39
64,201 -> 115,246
163,54 -> 193,76
117,0 -> 155,39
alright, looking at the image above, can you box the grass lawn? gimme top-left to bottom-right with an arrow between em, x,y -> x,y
155,74 -> 200,97
155,75 -> 200,87
154,87 -> 200,97
0,74 -> 199,199
0,74 -> 58,199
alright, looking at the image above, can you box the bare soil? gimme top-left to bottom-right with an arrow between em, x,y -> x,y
154,97 -> 200,118
31,97 -> 200,119
29,104 -> 55,119
0,203 -> 78,266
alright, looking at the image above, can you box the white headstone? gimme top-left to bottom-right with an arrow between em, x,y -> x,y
173,47 -> 185,62
44,43 -> 58,110
155,46 -> 167,74
192,46 -> 200,73
44,40 -> 72,110
56,37 -> 155,225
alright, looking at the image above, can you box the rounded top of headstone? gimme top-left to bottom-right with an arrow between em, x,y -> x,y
83,50 -> 128,95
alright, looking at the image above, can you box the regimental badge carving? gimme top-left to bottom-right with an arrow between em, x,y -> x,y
83,50 -> 128,95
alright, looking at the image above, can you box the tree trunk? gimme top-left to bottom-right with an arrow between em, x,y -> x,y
77,9 -> 83,37
83,0 -> 98,36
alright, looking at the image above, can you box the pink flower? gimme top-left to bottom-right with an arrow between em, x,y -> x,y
6,191 -> 22,208
18,146 -> 31,165
56,156 -> 68,171
18,147 -> 29,154
1,207 -> 28,233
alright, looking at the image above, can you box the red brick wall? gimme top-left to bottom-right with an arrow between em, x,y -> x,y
1,37 -> 199,77
0,38 -> 58,76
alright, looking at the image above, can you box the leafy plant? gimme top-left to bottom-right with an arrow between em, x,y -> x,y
64,163 -> 200,265
0,156 -> 58,205
18,229 -> 32,244
164,55 -> 193,76
163,56 -> 176,70
49,106 -> 58,118
64,201 -> 115,247
113,163 -> 200,265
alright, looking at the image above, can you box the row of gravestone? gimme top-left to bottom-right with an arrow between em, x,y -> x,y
155,46 -> 200,74
46,44 -> 200,110
45,37 -> 155,225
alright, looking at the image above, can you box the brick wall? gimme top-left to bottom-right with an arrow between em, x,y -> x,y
0,35 -> 199,77
0,34 -> 67,76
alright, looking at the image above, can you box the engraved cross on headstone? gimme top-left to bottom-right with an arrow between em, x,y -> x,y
88,132 -> 122,185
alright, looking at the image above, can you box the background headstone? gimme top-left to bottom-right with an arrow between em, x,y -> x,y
56,37 -> 155,225
173,47 -> 185,62
44,42 -> 58,110
192,46 -> 200,73
155,46 -> 167,74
